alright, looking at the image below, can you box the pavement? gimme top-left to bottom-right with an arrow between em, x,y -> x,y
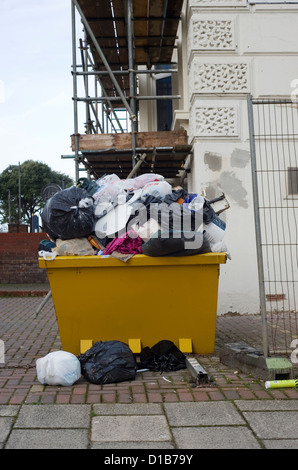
1,283 -> 298,450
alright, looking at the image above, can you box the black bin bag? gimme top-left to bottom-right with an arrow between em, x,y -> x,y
139,340 -> 186,372
41,186 -> 95,241
78,340 -> 137,384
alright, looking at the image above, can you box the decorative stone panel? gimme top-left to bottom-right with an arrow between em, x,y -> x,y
190,61 -> 249,95
190,18 -> 235,50
192,105 -> 238,137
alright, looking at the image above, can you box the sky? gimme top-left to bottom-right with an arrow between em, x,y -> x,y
0,0 -> 84,181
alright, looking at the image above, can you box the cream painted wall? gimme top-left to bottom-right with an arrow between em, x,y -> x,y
183,0 -> 298,314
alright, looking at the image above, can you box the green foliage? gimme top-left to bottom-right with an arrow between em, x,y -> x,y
0,160 -> 73,228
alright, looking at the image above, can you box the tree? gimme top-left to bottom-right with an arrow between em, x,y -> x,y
0,160 -> 74,230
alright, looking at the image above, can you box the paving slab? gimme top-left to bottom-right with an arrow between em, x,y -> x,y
0,417 -> 14,443
235,399 -> 298,411
0,405 -> 20,416
92,403 -> 163,416
172,426 -> 261,449
263,439 -> 298,449
14,404 -> 91,429
91,415 -> 171,442
164,402 -> 245,426
242,411 -> 298,440
91,441 -> 175,449
5,429 -> 89,449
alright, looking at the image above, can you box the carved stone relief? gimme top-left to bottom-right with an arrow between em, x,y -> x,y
190,62 -> 249,94
190,18 -> 235,50
193,106 -> 238,137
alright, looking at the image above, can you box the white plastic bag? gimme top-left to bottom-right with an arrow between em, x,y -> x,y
78,197 -> 94,208
38,250 -> 57,261
121,173 -> 164,191
203,216 -> 226,243
95,203 -> 133,238
141,180 -> 172,198
36,351 -> 81,386
131,219 -> 160,242
187,195 -> 205,212
203,218 -> 232,260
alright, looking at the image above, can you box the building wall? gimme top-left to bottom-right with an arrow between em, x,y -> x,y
0,233 -> 49,284
181,0 -> 298,314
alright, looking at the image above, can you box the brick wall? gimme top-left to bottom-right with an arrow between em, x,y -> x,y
0,233 -> 49,284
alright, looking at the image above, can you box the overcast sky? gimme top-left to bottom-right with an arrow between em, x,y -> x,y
0,0 -> 83,181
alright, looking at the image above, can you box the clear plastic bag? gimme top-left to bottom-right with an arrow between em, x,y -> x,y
53,238 -> 95,256
36,351 -> 81,386
93,174 -> 126,207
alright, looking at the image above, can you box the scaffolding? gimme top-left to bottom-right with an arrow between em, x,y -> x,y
65,0 -> 192,182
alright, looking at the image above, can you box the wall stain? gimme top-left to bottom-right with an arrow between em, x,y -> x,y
231,148 -> 250,168
204,151 -> 222,172
219,171 -> 248,208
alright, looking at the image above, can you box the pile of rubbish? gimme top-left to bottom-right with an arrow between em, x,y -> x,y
39,172 -> 231,261
36,173 -> 231,386
36,339 -> 187,387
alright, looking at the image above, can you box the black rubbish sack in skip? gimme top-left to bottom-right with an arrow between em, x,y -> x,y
41,186 -> 95,241
78,340 -> 137,384
139,340 -> 186,372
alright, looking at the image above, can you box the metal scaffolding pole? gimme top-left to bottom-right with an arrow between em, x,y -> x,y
76,95 -> 180,102
72,0 -> 136,123
83,48 -> 105,133
86,49 -> 124,133
79,37 -> 91,133
71,0 -> 80,182
126,0 -> 137,166
76,69 -> 178,76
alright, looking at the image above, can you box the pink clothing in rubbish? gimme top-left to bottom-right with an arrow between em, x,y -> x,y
104,230 -> 143,255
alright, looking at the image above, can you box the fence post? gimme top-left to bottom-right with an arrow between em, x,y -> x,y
247,94 -> 269,358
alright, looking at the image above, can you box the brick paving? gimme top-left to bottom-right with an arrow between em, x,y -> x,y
1,291 -> 298,405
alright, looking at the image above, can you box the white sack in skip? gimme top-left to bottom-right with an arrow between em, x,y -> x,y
36,351 -> 81,386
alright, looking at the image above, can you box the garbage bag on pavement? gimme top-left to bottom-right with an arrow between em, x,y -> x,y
36,351 -> 81,386
78,340 -> 137,384
41,186 -> 95,241
139,340 -> 186,372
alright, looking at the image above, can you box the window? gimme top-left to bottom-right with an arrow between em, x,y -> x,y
156,76 -> 173,131
288,167 -> 298,196
155,64 -> 173,132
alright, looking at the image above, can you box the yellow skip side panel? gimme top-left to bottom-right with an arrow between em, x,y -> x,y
39,253 -> 226,356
